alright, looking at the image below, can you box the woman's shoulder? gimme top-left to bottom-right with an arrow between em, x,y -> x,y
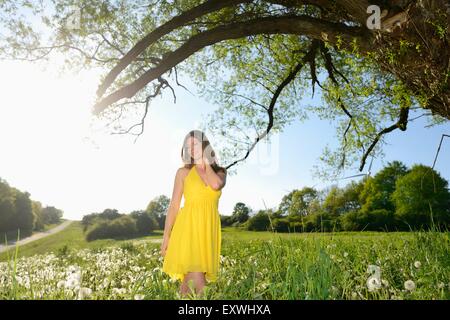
176,166 -> 192,177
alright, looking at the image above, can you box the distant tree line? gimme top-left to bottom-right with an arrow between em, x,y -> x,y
81,161 -> 449,241
82,195 -> 169,241
221,162 -> 450,232
0,177 -> 63,239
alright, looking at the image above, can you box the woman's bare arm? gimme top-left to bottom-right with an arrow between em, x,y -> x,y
204,164 -> 227,191
162,168 -> 185,242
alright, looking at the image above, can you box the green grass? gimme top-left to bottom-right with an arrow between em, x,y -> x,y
41,219 -> 67,231
0,223 -> 448,300
0,221 -> 163,262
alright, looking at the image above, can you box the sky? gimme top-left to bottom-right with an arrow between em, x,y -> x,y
0,53 -> 449,221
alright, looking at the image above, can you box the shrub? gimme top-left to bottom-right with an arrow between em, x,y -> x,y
247,211 -> 271,231
272,218 -> 290,232
85,215 -> 138,241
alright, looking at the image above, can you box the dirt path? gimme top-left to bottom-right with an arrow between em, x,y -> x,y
0,220 -> 73,253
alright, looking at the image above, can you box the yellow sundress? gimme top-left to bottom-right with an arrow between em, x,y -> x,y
162,165 -> 222,283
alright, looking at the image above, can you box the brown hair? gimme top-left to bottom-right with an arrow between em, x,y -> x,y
181,130 -> 226,174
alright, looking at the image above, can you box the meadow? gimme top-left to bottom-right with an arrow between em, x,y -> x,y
0,222 -> 448,300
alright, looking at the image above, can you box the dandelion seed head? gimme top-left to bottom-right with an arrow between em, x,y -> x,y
404,280 -> 416,291
367,276 -> 382,292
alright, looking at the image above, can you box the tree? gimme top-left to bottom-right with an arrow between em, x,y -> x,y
392,164 -> 450,230
32,201 -> 45,231
81,208 -> 121,231
247,209 -> 272,231
359,160 -> 409,214
13,190 -> 35,237
323,180 -> 364,216
230,202 -> 250,224
145,195 -> 170,229
130,210 -> 159,235
279,187 -> 318,216
40,206 -> 63,225
0,178 -> 15,232
1,1 -> 448,178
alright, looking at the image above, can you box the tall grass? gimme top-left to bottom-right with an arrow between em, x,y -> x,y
0,229 -> 448,300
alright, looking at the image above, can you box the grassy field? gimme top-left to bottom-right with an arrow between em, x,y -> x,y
0,221 -> 163,261
0,223 -> 448,300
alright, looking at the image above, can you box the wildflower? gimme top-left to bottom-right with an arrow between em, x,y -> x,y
65,276 -> 80,289
134,294 -> 145,300
414,261 -> 421,269
367,276 -> 382,292
343,252 -> 348,258
437,282 -> 445,289
78,287 -> 92,300
366,265 -> 382,292
404,280 -> 416,291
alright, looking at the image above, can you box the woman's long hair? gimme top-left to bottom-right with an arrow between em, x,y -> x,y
181,130 -> 226,174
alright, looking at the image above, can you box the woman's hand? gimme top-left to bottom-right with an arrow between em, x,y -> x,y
160,238 -> 169,257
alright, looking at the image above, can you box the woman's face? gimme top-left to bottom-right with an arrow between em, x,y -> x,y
187,136 -> 203,162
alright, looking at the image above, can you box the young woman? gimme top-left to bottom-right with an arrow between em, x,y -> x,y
161,130 -> 227,298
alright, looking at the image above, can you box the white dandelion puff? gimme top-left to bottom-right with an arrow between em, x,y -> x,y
57,280 -> 66,289
367,276 -> 382,292
78,287 -> 92,300
404,280 -> 416,291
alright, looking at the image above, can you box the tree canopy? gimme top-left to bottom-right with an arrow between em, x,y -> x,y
1,0 -> 448,178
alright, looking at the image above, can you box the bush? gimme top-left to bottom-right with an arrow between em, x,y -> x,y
365,209 -> 396,231
220,215 -> 233,227
247,212 -> 271,231
85,220 -> 110,241
340,209 -> 395,231
130,210 -> 158,235
272,218 -> 290,232
340,210 -> 360,231
301,212 -> 337,232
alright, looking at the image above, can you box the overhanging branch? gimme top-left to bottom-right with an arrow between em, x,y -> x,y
93,14 -> 370,115
359,106 -> 410,171
225,40 -> 320,169
96,0 -> 253,98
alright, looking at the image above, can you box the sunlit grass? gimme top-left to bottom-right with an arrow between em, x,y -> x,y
0,228 -> 448,300
0,221 -> 163,262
